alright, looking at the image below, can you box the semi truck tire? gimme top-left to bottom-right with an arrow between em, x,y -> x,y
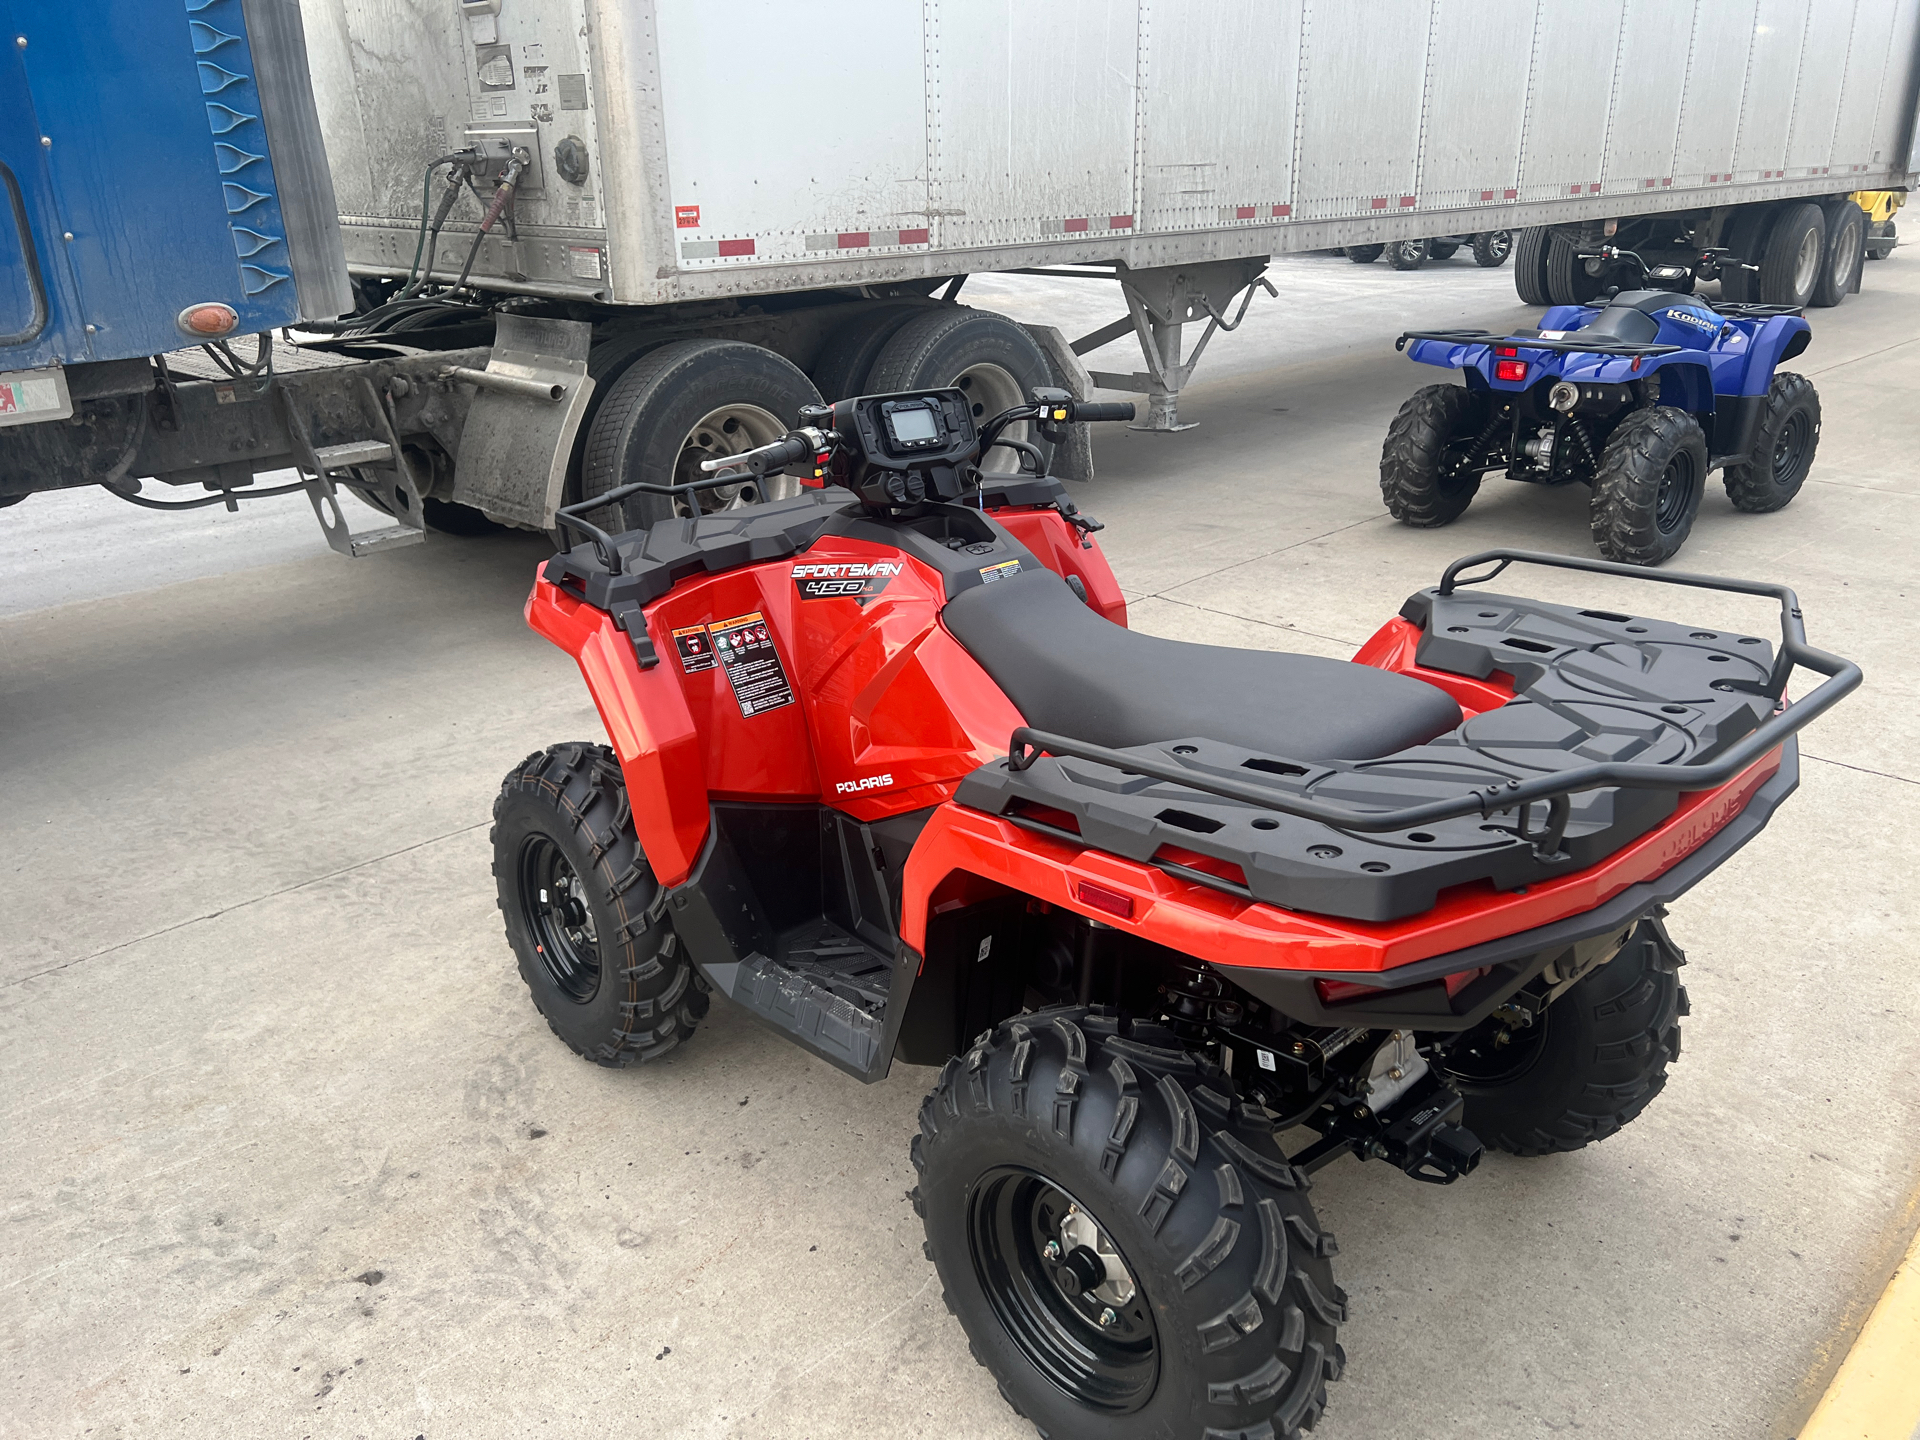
1427,238 -> 1460,260
810,300 -> 931,404
867,308 -> 1056,475
577,338 -> 822,532
1757,203 -> 1828,307
1513,227 -> 1552,303
1812,200 -> 1866,306
1545,234 -> 1605,305
1344,244 -> 1384,264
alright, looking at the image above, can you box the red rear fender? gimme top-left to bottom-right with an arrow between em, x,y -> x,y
527,576 -> 710,886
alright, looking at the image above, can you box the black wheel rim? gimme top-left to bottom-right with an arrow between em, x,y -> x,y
517,835 -> 601,1002
1444,1008 -> 1552,1087
968,1168 -> 1158,1412
1654,448 -> 1699,533
1773,409 -> 1813,483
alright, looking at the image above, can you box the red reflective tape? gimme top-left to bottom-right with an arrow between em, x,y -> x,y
1662,177 -> 1673,186
1370,197 -> 1389,210
837,231 -> 870,248
1109,214 -> 1133,228
1570,184 -> 1584,195
1236,205 -> 1256,219
1064,217 -> 1089,232
898,227 -> 929,244
1644,178 -> 1657,188
1503,188 -> 1517,199
716,238 -> 755,256
1398,195 -> 1416,207
1480,189 -> 1496,201
1588,183 -> 1601,193
1273,203 -> 1290,217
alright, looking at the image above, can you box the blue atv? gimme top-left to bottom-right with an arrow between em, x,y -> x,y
1382,246 -> 1821,565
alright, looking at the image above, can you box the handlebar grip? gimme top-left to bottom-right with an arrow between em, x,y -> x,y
1074,402 -> 1136,422
701,433 -> 812,475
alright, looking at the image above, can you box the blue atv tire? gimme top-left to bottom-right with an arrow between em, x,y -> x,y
1589,407 -> 1709,566
1380,384 -> 1490,527
1722,373 -> 1820,513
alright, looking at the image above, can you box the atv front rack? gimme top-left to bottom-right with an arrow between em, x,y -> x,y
1396,328 -> 1682,358
961,550 -> 1859,922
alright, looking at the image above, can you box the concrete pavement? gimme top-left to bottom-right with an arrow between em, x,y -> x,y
2,250 -> 1916,1440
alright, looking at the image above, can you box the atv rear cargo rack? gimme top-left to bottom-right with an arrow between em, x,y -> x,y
959,550 -> 1859,923
1396,328 -> 1682,358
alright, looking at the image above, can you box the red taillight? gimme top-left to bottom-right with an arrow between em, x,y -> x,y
1075,880 -> 1134,920
1495,359 -> 1529,382
1494,345 -> 1518,357
1315,977 -> 1385,1005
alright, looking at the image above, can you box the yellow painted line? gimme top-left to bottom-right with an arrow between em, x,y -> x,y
1797,1223 -> 1920,1440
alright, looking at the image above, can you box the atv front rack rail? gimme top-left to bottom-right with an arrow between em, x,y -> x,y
1396,328 -> 1682,358
1004,549 -> 1859,841
553,471 -> 768,575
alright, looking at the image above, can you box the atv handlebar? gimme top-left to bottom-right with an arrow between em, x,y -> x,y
697,433 -> 815,477
1006,549 -> 1860,850
1072,402 -> 1137,422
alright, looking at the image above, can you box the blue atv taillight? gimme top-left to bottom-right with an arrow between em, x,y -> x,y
1495,359 -> 1528,382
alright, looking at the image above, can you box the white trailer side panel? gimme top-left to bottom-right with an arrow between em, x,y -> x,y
1415,0 -> 1536,210
305,0 -> 1920,307
1603,4 -> 1697,196
932,0 -> 1136,250
1293,1 -> 1431,221
1672,5 -> 1757,185
653,0 -> 927,271
1136,0 -> 1302,233
1516,3 -> 1625,204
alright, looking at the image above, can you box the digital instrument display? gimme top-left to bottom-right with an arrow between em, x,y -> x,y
887,405 -> 939,443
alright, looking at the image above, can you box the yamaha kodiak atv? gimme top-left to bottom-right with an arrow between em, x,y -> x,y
1384,245 -> 1822,565
494,384 -> 1857,1440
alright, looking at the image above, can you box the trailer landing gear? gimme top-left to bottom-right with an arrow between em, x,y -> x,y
1053,258 -> 1276,432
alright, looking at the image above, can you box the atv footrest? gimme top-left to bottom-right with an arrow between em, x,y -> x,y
728,919 -> 896,1076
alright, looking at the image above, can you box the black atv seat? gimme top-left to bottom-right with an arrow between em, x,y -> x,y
1578,289 -> 1701,345
942,567 -> 1463,761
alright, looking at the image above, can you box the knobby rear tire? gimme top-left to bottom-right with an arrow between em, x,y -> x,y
1722,373 -> 1820,513
1588,406 -> 1708,566
1446,921 -> 1687,1156
912,1007 -> 1345,1440
1380,383 -> 1490,527
492,743 -> 707,1067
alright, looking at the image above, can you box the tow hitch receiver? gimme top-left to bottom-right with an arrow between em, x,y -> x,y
1290,1071 -> 1486,1184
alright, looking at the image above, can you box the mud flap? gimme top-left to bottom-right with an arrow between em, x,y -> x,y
449,313 -> 594,529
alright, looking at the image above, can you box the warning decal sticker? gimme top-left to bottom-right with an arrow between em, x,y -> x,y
792,560 -> 903,601
978,559 -> 1022,584
709,612 -> 795,717
672,624 -> 716,673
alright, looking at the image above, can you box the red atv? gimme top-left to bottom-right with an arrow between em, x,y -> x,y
493,386 -> 1856,1440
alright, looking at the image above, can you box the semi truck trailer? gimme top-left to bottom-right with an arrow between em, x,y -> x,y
3,0 -> 1917,553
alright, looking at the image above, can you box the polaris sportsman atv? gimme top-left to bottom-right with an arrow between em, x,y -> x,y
1384,245 -> 1822,565
494,384 -> 1856,1440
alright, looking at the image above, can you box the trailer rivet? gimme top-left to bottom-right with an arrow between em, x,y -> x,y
62,231 -> 72,242
84,324 -> 96,334
14,35 -> 25,47
41,135 -> 51,147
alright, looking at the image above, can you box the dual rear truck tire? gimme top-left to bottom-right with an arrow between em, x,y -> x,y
493,741 -> 1687,1438
567,307 -> 1058,536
